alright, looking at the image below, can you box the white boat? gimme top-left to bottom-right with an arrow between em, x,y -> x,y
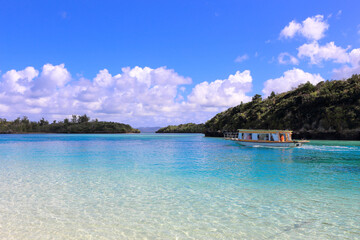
224,129 -> 309,147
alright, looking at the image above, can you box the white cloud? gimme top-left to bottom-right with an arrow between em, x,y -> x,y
333,48 -> 360,79
31,63 -> 71,96
301,15 -> 329,41
278,52 -> 299,65
298,41 -> 349,64
234,54 -> 249,63
0,67 -> 38,94
349,48 -> 360,67
187,70 -> 252,108
336,10 -> 342,18
0,64 -> 253,126
0,103 -> 9,112
73,66 -> 192,118
280,15 -> 329,41
280,20 -> 301,39
94,69 -> 113,87
262,68 -> 324,97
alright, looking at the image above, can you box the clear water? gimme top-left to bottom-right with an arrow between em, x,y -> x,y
0,134 -> 359,239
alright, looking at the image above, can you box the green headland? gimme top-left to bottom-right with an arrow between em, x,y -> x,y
157,74 -> 360,140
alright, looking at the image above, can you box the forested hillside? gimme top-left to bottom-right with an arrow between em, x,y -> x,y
205,74 -> 360,139
0,115 -> 140,134
157,75 -> 360,140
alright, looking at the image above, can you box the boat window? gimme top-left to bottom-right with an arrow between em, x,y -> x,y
271,133 -> 279,141
253,133 -> 258,140
258,134 -> 268,141
287,133 -> 291,141
246,133 -> 252,140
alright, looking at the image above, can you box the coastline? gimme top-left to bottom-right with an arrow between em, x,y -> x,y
2,131 -> 359,140
203,130 -> 360,140
0,132 -> 141,134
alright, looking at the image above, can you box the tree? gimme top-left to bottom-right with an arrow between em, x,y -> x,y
14,117 -> 21,124
269,91 -> 276,99
78,114 -> 90,123
21,116 -> 30,124
298,81 -> 315,94
39,118 -> 49,126
252,94 -> 262,102
71,115 -> 77,123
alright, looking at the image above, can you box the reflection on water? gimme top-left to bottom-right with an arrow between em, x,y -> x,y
0,134 -> 359,239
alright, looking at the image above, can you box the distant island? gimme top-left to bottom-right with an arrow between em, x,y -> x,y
0,114 -> 140,134
156,123 -> 205,133
157,74 -> 360,140
137,127 -> 162,133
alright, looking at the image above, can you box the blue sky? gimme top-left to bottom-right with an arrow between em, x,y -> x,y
0,0 -> 360,126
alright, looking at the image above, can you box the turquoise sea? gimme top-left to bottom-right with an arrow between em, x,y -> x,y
0,134 -> 359,239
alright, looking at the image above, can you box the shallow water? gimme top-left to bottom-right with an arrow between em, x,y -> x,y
0,134 -> 359,239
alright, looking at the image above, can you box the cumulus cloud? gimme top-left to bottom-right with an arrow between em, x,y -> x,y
280,15 -> 329,41
32,63 -> 71,96
234,54 -> 249,63
0,64 -> 253,126
262,68 -> 324,97
64,66 -> 192,119
278,52 -> 299,65
298,41 -> 349,64
94,69 -> 113,87
280,20 -> 301,39
333,48 -> 360,78
297,41 -> 360,78
187,70 -> 252,108
280,14 -> 357,70
0,67 -> 38,94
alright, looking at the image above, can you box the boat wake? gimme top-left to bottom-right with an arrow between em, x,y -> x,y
301,145 -> 359,152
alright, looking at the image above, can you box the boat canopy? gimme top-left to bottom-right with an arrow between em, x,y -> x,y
237,129 -> 292,134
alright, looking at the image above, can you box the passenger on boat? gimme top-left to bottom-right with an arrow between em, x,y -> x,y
280,134 -> 285,142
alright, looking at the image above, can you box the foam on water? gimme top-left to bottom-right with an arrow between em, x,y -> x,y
0,134 -> 359,239
301,144 -> 359,152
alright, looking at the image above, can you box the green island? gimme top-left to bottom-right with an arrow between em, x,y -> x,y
157,74 -> 360,140
156,123 -> 205,133
0,114 -> 140,134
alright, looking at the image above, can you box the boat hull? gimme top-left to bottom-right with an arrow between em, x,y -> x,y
235,140 -> 303,147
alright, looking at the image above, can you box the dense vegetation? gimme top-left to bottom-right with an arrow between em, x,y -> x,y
205,75 -> 360,139
0,115 -> 140,134
156,123 -> 205,133
158,75 -> 360,140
